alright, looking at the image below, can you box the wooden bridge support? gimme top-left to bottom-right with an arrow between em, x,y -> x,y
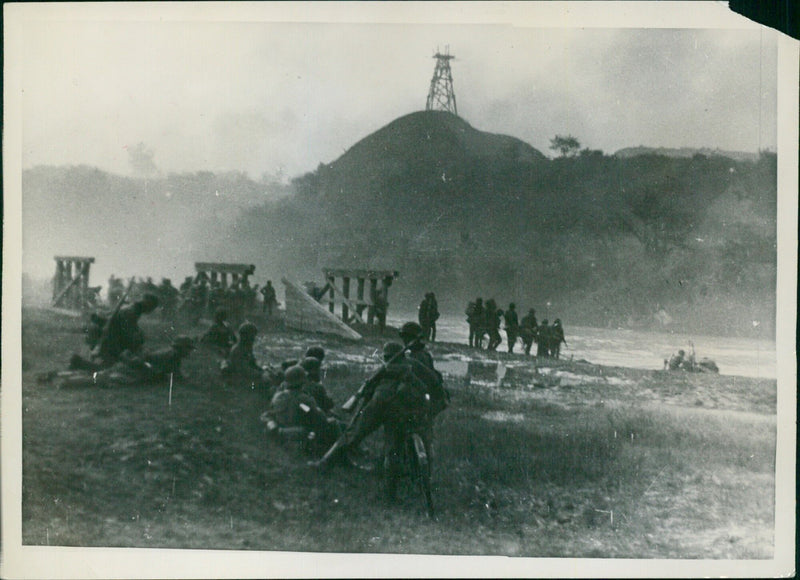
320,268 -> 398,328
194,262 -> 256,289
52,256 -> 95,310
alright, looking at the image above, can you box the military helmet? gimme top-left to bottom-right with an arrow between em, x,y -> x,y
541,319 -> 549,325
213,309 -> 228,323
284,365 -> 307,388
238,322 -> 258,339
399,321 -> 423,341
171,335 -> 196,352
280,359 -> 299,370
382,341 -> 405,360
305,345 -> 325,361
300,356 -> 321,373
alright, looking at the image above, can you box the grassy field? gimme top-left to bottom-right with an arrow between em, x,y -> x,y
19,306 -> 776,558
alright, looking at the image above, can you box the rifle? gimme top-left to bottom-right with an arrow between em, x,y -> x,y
340,336 -> 422,416
313,337 -> 423,467
91,278 -> 135,358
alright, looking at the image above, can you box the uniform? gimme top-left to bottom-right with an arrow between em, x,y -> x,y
265,366 -> 341,454
519,310 -> 538,355
504,304 -> 520,353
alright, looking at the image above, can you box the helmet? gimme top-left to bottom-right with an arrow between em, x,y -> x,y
300,356 -> 321,373
238,322 -> 258,339
284,365 -> 307,387
399,321 -> 423,341
304,346 -> 325,361
213,309 -> 228,323
382,341 -> 405,360
171,335 -> 196,352
280,359 -> 299,370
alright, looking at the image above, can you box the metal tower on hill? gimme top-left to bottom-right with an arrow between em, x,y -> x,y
425,47 -> 458,116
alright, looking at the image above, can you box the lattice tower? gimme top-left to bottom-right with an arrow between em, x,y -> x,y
425,47 -> 458,116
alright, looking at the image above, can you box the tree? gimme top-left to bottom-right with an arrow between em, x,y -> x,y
549,135 -> 581,158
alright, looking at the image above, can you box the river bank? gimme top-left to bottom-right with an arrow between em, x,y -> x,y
18,306 -> 777,559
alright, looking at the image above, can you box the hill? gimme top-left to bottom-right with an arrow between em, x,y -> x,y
614,146 -> 761,162
236,111 -> 777,337
20,111 -> 778,338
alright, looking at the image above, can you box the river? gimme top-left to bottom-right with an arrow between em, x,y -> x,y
388,313 -> 777,379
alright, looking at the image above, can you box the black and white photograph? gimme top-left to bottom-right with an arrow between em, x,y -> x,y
3,2 -> 796,578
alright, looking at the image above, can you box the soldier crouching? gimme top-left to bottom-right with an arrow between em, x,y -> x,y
260,366 -> 342,456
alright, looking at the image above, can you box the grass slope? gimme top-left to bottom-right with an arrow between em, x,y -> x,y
20,307 -> 775,557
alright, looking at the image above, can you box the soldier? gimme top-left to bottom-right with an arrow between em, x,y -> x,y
667,349 -> 686,370
261,366 -> 342,455
220,322 -> 276,391
311,342 -> 435,498
485,299 -> 502,351
200,309 -> 237,355
466,297 -> 484,348
305,345 -> 325,362
519,308 -> 538,356
70,293 -> 160,371
418,294 -> 432,343
261,280 -> 278,316
158,278 -> 180,321
271,358 -> 299,389
551,318 -> 567,359
536,319 -> 551,358
179,276 -> 193,296
373,282 -> 389,334
186,275 -> 208,325
60,336 -> 195,389
398,321 -> 448,416
504,303 -> 520,353
299,356 -> 335,413
107,275 -> 125,306
208,280 -> 225,315
143,276 -> 158,296
86,286 -> 102,308
426,293 -> 439,342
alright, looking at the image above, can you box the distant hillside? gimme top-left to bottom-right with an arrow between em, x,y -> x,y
235,111 -> 777,338
21,111 -> 777,338
614,146 -> 761,162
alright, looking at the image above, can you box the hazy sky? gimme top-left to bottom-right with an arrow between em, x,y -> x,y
17,3 -> 778,180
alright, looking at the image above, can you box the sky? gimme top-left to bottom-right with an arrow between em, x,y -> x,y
15,3 -> 779,181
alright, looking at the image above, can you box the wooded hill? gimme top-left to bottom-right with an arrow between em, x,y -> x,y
22,110 -> 776,337
236,111 -> 777,337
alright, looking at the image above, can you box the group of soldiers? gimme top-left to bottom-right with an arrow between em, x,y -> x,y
52,285 -> 447,502
201,314 -> 449,493
107,274 -> 279,327
465,298 -> 567,358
